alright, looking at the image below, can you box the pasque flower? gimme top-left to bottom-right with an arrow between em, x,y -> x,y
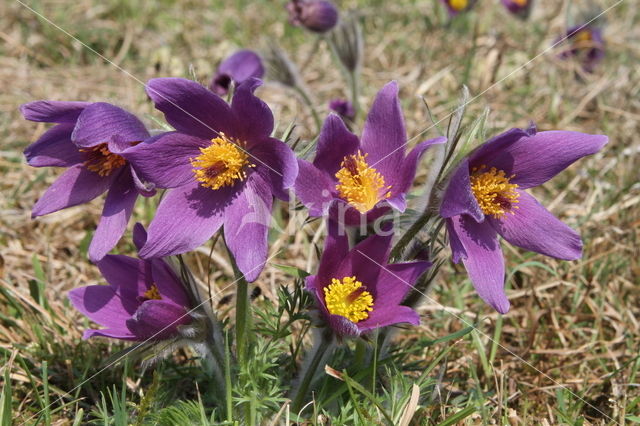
501,0 -> 533,18
295,81 -> 445,224
307,221 -> 430,337
21,100 -> 153,261
440,0 -> 477,16
124,78 -> 297,281
210,50 -> 265,96
439,126 -> 608,313
69,224 -> 192,341
286,0 -> 339,33
328,98 -> 355,121
558,24 -> 605,72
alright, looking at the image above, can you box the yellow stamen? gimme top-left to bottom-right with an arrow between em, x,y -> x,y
512,0 -> 527,6
449,0 -> 469,11
190,134 -> 254,190
142,284 -> 162,300
323,276 -> 374,323
80,143 -> 126,176
470,165 -> 520,219
335,151 -> 391,214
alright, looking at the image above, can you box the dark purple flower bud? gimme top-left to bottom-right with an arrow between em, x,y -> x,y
501,0 -> 533,18
286,0 -> 339,33
440,0 -> 477,16
209,50 -> 265,96
557,25 -> 605,73
329,98 -> 355,121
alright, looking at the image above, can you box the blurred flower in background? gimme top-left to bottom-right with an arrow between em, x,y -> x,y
286,0 -> 339,33
210,50 -> 265,96
558,24 -> 605,72
501,0 -> 533,19
440,0 -> 477,16
328,98 -> 355,121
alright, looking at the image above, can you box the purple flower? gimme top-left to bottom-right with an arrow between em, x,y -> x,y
501,0 -> 533,18
295,81 -> 445,225
286,0 -> 339,33
210,50 -> 265,96
440,0 -> 477,16
21,101 -> 153,262
124,78 -> 297,282
439,126 -> 608,313
69,224 -> 192,341
558,25 -> 605,72
328,98 -> 355,121
307,221 -> 430,337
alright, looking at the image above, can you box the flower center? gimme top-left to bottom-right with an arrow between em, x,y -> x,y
190,134 -> 254,190
470,165 -> 520,219
323,276 -> 374,323
512,0 -> 527,5
335,151 -> 391,214
142,284 -> 162,300
449,0 -> 469,11
80,143 -> 127,176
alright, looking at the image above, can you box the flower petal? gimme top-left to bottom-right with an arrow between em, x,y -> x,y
329,314 -> 361,337
449,215 -> 509,313
489,191 -> 582,260
224,173 -> 273,282
313,114 -> 360,175
88,168 -> 138,261
372,261 -> 431,304
315,218 -> 350,286
71,103 -> 150,148
96,254 -> 149,307
440,158 -> 484,221
24,123 -> 83,167
68,285 -> 133,330
31,164 -> 116,217
132,222 -> 147,251
360,81 -> 406,185
337,231 -> 393,286
20,100 -> 89,123
126,300 -> 191,340
151,259 -> 189,307
468,127 -> 533,167
146,78 -> 237,140
124,132 -> 205,189
231,78 -> 273,142
294,159 -> 336,216
358,305 -> 420,333
83,327 -> 138,341
214,50 -> 264,90
139,181 -> 230,258
251,137 -> 299,201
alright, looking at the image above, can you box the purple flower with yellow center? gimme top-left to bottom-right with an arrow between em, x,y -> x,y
210,50 -> 265,96
501,0 -> 533,18
439,126 -> 608,313
20,101 -> 153,262
124,78 -> 297,282
307,221 -> 430,337
286,0 -> 339,33
558,24 -> 605,72
328,98 -> 355,121
295,81 -> 445,225
440,0 -> 477,16
69,224 -> 192,341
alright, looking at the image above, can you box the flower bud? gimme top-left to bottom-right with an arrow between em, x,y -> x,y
501,0 -> 534,18
286,0 -> 339,33
328,99 -> 355,121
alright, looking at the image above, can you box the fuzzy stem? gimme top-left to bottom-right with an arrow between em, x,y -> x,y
291,329 -> 335,414
235,276 -> 251,363
294,86 -> 322,134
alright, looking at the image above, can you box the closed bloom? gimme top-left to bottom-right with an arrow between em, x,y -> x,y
295,81 -> 445,225
124,78 -> 297,282
440,0 -> 477,16
286,0 -> 339,33
21,101 -> 153,262
439,126 -> 608,313
501,0 -> 533,18
210,50 -> 265,96
328,98 -> 355,121
307,221 -> 430,337
69,224 -> 192,341
558,24 -> 605,72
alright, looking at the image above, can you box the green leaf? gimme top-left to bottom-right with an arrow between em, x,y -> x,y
272,264 -> 310,279
436,405 -> 477,426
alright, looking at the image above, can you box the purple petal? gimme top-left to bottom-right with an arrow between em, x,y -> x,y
96,254 -> 149,309
315,218 -> 350,286
372,261 -> 431,304
24,123 -> 83,167
468,127 -> 533,167
132,223 -> 147,251
139,181 -> 230,258
251,137 -> 299,201
151,259 -> 190,307
83,327 -> 138,341
440,158 -> 483,221
336,232 -> 393,286
449,215 -> 509,313
477,131 -> 608,189
294,159 -> 336,216
360,81 -> 406,186
211,50 -> 264,95
358,305 -> 420,333
313,114 -> 360,175
124,132 -> 205,189
328,314 -> 361,337
446,218 -> 466,263
20,100 -> 89,123
126,300 -> 191,340
146,78 -> 237,140
88,168 -> 138,262
68,285 -> 134,330
488,190 -> 582,260
231,78 -> 273,142
71,103 -> 150,148
31,164 -> 116,217
224,173 -> 273,282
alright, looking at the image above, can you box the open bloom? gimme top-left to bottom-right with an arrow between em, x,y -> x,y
210,50 -> 265,96
287,0 -> 338,33
21,101 -> 153,261
440,0 -> 477,16
501,0 -> 533,18
307,221 -> 430,337
558,24 -> 605,72
439,126 -> 608,313
328,98 -> 355,121
69,224 -> 192,341
124,78 -> 297,281
295,81 -> 445,225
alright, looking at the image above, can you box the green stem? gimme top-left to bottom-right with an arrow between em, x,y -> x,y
235,276 -> 251,363
291,330 -> 335,414
294,86 -> 322,134
390,211 -> 432,261
348,69 -> 360,120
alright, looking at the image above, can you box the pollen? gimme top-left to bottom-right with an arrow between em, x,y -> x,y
142,284 -> 162,300
335,151 -> 391,214
512,0 -> 527,5
449,0 -> 469,11
80,143 -> 127,176
573,29 -> 593,46
190,134 -> 254,190
323,276 -> 374,323
470,165 -> 520,219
